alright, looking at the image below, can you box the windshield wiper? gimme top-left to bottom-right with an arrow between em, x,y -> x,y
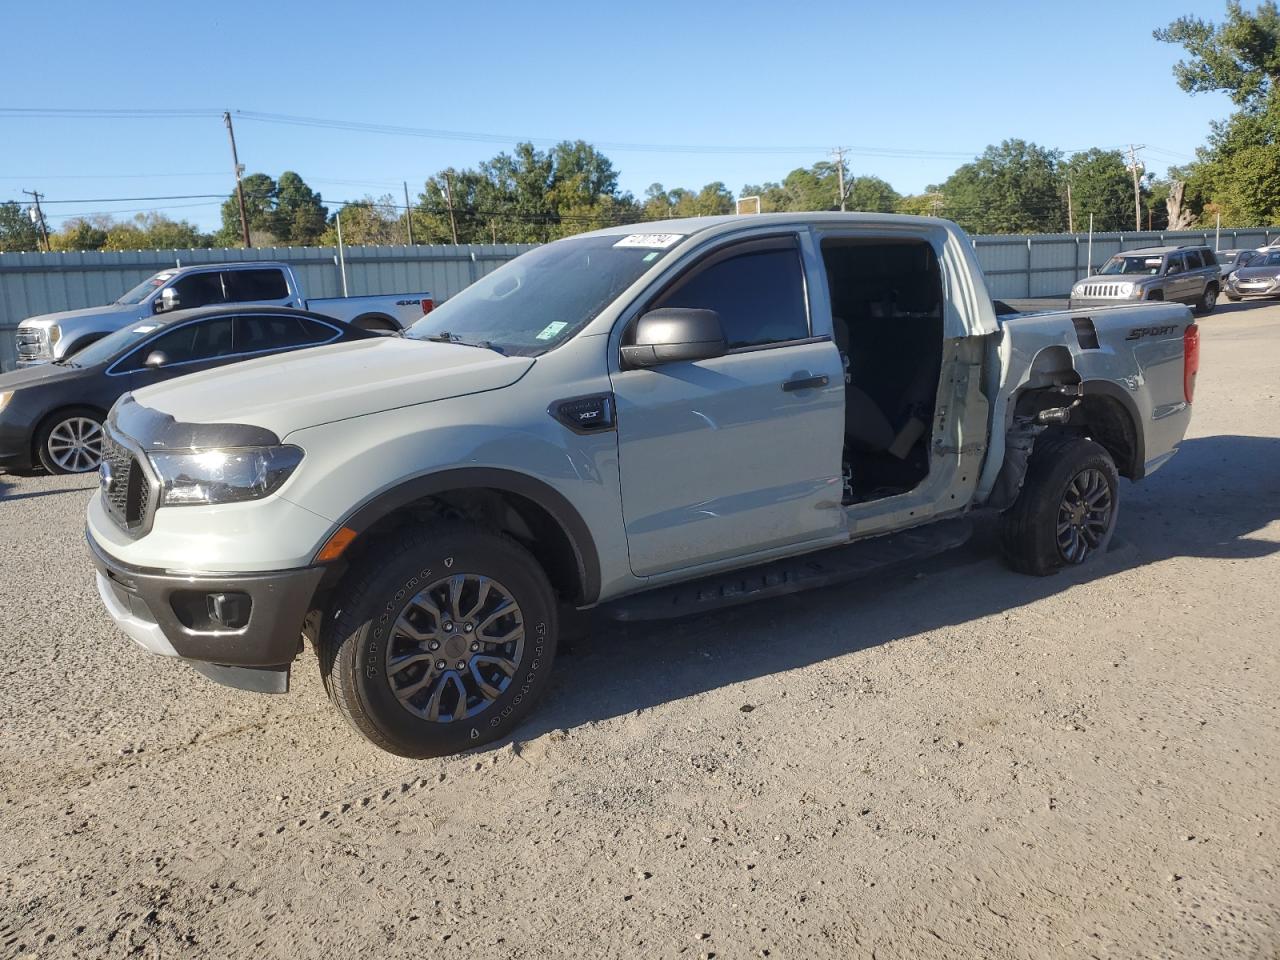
422,331 -> 505,354
52,358 -> 79,368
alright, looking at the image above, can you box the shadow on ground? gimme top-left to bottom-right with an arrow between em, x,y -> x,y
521,434 -> 1280,740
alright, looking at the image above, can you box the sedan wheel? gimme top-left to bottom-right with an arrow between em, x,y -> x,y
39,413 -> 104,474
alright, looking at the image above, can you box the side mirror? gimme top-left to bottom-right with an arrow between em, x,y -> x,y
144,350 -> 169,369
620,308 -> 727,369
154,288 -> 180,314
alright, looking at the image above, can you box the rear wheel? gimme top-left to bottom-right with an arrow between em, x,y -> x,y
320,522 -> 559,757
1194,283 -> 1218,315
36,408 -> 104,474
352,315 -> 398,333
1001,435 -> 1119,576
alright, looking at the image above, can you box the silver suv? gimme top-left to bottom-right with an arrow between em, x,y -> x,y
1070,245 -> 1220,315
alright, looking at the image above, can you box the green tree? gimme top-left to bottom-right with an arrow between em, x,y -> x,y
845,175 -> 900,213
49,217 -> 109,252
275,171 -> 328,244
0,201 -> 41,252
940,140 -> 1066,233
1062,149 -> 1134,232
321,196 -> 404,246
1155,1 -> 1280,107
217,171 -> 326,246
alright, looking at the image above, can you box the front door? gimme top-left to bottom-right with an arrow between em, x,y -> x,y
609,235 -> 846,578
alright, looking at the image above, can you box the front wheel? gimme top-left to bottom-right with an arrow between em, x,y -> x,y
1001,435 -> 1119,576
36,408 -> 104,474
320,523 -> 559,757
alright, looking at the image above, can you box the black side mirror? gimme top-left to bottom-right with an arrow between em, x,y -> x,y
144,350 -> 169,369
621,308 -> 727,369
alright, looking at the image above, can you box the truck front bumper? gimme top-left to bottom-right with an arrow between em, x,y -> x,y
88,533 -> 325,693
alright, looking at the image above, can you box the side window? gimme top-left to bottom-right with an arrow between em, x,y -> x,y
170,272 -> 226,309
1165,253 -> 1185,275
119,318 -> 235,371
235,314 -> 334,353
1185,250 -> 1205,269
650,240 -> 809,349
224,269 -> 289,302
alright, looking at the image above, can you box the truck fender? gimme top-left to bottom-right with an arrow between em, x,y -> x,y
324,467 -> 602,605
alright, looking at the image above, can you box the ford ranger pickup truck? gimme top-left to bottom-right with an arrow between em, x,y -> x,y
85,213 -> 1199,757
16,261 -> 432,366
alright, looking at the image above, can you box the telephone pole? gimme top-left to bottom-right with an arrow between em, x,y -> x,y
441,172 -> 459,245
1127,144 -> 1145,233
223,111 -> 252,248
402,181 -> 415,245
831,147 -> 849,211
22,190 -> 50,251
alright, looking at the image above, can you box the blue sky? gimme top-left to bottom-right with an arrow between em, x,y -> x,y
1,0 -> 1238,232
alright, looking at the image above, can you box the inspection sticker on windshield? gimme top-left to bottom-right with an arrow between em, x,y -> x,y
614,233 -> 683,249
536,321 -> 568,341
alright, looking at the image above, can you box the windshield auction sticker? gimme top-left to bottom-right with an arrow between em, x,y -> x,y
613,234 -> 684,249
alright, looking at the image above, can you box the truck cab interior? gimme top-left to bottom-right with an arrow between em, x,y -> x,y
822,237 -> 944,504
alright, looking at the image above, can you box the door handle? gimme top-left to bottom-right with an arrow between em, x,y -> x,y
782,374 -> 829,392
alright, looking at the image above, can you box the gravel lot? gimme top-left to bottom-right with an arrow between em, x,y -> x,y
2,301 -> 1278,959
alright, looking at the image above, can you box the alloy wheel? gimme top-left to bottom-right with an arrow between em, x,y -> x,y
46,416 -> 103,473
1056,468 -> 1113,564
384,573 -> 525,722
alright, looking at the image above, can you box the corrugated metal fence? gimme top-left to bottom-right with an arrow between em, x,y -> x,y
0,243 -> 534,371
3,227 -> 1277,370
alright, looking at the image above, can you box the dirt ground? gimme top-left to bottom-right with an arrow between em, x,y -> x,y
1,300 -> 1277,960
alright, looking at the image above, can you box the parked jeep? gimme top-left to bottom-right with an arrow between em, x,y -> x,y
1069,245 -> 1219,315
87,214 -> 1199,757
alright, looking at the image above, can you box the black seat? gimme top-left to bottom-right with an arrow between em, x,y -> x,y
832,315 -> 896,453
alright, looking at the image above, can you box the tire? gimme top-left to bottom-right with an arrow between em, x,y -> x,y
1194,283 -> 1218,315
1000,435 -> 1119,577
36,407 -> 105,474
320,522 -> 559,757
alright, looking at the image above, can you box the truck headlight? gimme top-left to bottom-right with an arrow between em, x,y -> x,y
150,446 -> 304,506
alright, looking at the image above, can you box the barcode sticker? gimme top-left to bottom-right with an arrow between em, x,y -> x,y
613,234 -> 684,249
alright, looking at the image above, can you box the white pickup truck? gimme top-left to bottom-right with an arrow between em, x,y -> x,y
15,261 -> 433,367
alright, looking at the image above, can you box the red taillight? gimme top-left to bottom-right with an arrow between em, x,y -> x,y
1183,323 -> 1200,403
421,298 -> 435,316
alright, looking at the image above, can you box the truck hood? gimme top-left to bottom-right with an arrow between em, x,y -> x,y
129,337 -> 535,438
19,302 -> 139,329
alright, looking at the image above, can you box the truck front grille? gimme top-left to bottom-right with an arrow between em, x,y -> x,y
100,432 -> 152,532
15,328 -> 45,361
1078,283 -> 1129,299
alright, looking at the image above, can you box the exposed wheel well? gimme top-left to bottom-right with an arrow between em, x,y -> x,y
1066,393 -> 1140,480
330,487 -> 586,608
60,332 -> 107,358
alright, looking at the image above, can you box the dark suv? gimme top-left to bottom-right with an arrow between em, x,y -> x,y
1070,245 -> 1220,315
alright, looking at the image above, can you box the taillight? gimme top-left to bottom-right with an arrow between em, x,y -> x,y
421,298 -> 435,316
1183,323 -> 1200,403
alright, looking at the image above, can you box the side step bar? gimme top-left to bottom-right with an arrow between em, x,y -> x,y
602,518 -> 973,622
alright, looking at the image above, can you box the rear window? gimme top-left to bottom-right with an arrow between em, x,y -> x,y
225,268 -> 289,302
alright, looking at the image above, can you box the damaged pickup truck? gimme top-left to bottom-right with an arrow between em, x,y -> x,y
86,214 -> 1198,756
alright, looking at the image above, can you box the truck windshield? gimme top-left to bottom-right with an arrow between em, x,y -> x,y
116,272 -> 174,304
1098,256 -> 1163,276
405,234 -> 674,356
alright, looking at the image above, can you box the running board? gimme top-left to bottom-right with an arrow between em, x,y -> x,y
603,518 -> 973,622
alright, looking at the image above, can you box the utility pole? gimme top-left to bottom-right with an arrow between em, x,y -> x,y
402,181 -> 415,245
1127,144 -> 1145,233
441,172 -> 459,245
831,147 -> 848,211
223,111 -> 251,248
1066,180 -> 1074,234
22,190 -> 50,251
